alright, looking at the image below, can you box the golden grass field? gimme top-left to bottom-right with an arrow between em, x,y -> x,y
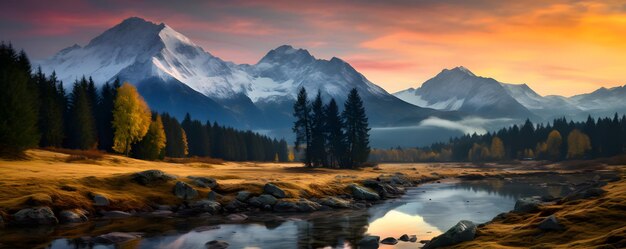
0,149 -> 624,248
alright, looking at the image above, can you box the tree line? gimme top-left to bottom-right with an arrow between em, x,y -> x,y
0,43 -> 289,162
292,88 -> 371,168
369,116 -> 626,162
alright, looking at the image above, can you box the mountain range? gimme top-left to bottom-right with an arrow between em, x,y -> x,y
37,17 -> 625,146
39,17 -> 455,132
394,67 -> 626,121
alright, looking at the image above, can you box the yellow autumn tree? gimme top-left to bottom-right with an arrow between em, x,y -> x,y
112,83 -> 151,155
132,114 -> 167,160
567,129 -> 591,159
490,137 -> 505,160
181,128 -> 189,156
288,148 -> 295,162
546,130 -> 562,161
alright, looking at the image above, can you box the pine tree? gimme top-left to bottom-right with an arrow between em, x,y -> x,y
343,88 -> 370,168
97,79 -> 120,151
35,68 -> 65,147
309,91 -> 327,167
325,98 -> 345,168
0,43 -> 39,156
67,79 -> 97,149
112,83 -> 151,155
162,113 -> 188,158
181,113 -> 210,157
293,87 -> 312,166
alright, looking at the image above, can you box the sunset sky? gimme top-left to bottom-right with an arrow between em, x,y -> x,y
1,0 -> 625,96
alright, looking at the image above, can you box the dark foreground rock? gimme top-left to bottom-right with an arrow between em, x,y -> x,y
248,194 -> 278,207
59,209 -> 89,223
92,194 -> 110,207
264,183 -> 287,198
349,184 -> 380,201
190,200 -> 222,214
398,234 -> 410,241
132,169 -> 176,185
423,220 -> 477,249
188,176 -> 218,188
357,235 -> 380,249
381,237 -> 398,245
13,207 -> 58,225
93,232 -> 140,244
173,181 -> 199,200
538,215 -> 564,231
514,196 -> 543,212
274,199 -> 321,212
206,240 -> 229,249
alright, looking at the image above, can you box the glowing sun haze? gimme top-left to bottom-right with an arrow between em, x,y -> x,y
1,0 -> 624,96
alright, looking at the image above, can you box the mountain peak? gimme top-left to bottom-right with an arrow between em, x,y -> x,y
449,66 -> 475,76
258,45 -> 315,65
86,17 -> 164,48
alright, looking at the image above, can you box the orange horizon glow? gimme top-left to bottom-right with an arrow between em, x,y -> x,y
1,0 -> 625,97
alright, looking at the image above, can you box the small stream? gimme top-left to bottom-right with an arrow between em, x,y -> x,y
1,173 -> 605,249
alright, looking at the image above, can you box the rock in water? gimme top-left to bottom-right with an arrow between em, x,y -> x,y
381,237 -> 398,245
357,235 -> 380,249
188,176 -> 218,188
538,215 -> 564,231
206,240 -> 229,249
93,232 -> 139,244
248,194 -> 278,207
398,234 -> 410,241
190,200 -> 222,214
173,181 -> 198,200
59,209 -> 89,223
93,194 -> 110,206
349,184 -> 380,201
264,183 -> 287,198
423,220 -> 477,249
408,235 -> 418,242
132,169 -> 176,185
513,196 -> 543,212
13,206 -> 58,225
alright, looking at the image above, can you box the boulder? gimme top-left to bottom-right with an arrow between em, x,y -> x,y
408,235 -> 418,242
318,197 -> 350,208
58,209 -> 89,223
264,183 -> 287,198
563,186 -> 607,202
538,215 -> 564,231
362,180 -> 404,198
381,237 -> 398,245
190,200 -> 222,214
173,181 -> 198,200
132,169 -> 176,185
224,199 -> 248,211
93,232 -> 140,244
13,206 -> 58,225
188,176 -> 218,188
349,184 -> 380,201
423,220 -> 477,249
207,191 -> 221,201
227,213 -> 248,221
357,235 -> 380,249
93,194 -> 110,206
248,194 -> 278,207
236,191 -> 252,202
513,196 -> 543,213
273,199 -> 321,212
398,234 -> 410,242
205,240 -> 229,249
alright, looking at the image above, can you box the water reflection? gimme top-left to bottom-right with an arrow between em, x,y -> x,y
9,174 -> 599,249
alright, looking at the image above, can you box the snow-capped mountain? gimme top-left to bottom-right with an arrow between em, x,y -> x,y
394,67 -> 535,119
394,66 -> 626,121
38,17 -> 456,131
570,84 -> 626,116
499,83 -> 581,119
